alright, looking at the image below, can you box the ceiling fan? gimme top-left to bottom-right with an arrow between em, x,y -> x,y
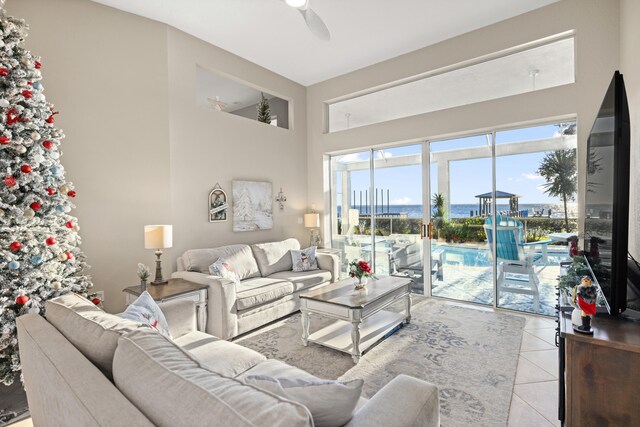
207,96 -> 227,111
284,0 -> 330,41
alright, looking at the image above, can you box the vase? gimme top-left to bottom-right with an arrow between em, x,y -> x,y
354,276 -> 367,290
140,279 -> 147,292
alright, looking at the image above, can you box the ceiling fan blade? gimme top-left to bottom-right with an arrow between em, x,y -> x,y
299,7 -> 330,41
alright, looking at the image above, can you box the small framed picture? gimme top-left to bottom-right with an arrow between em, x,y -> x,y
209,184 -> 228,222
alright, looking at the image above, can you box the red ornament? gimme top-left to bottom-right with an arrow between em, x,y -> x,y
0,136 -> 9,145
21,90 -> 32,99
45,110 -> 58,124
0,67 -> 8,76
9,241 -> 22,251
46,187 -> 56,195
45,237 -> 56,246
92,297 -> 101,305
65,251 -> 73,260
67,190 -> 76,198
20,165 -> 32,173
4,176 -> 16,187
30,202 -> 42,211
16,295 -> 29,305
35,61 -> 41,69
42,140 -> 53,149
65,221 -> 74,228
27,82 -> 33,86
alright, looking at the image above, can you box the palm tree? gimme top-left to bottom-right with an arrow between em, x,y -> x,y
431,193 -> 445,218
538,149 -> 577,231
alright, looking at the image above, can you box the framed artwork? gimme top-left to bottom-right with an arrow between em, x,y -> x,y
209,184 -> 228,222
232,180 -> 273,232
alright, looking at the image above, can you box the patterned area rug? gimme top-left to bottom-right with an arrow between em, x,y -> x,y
236,297 -> 525,427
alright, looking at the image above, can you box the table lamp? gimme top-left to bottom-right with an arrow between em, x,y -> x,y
144,225 -> 172,285
304,213 -> 321,247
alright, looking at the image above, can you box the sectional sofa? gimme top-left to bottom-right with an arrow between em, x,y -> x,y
17,293 -> 440,426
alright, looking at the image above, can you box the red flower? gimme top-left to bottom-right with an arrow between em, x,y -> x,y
358,260 -> 371,273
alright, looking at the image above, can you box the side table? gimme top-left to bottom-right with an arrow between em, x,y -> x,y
123,278 -> 208,332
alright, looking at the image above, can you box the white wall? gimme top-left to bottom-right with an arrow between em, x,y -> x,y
7,0 -> 309,312
620,0 -> 640,259
306,0 -> 621,248
7,0 -> 172,313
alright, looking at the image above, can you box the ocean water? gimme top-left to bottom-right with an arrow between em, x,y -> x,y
340,203 -> 579,219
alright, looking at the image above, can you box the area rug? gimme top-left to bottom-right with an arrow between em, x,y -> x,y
236,297 -> 526,427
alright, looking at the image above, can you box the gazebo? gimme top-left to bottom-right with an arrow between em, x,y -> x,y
475,190 -> 520,216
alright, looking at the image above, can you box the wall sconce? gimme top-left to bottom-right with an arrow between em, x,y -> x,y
275,187 -> 287,210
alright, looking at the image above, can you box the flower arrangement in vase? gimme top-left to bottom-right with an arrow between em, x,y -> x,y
349,259 -> 375,290
137,263 -> 150,291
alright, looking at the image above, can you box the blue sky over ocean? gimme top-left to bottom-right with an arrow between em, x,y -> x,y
341,123 -> 575,207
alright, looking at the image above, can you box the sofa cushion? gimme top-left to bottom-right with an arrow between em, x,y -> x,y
236,277 -> 295,311
268,270 -> 332,292
182,244 -> 260,280
244,376 -> 364,427
291,246 -> 319,272
45,293 -> 142,379
113,328 -> 313,427
173,331 -> 266,377
208,257 -> 240,285
238,359 -> 323,382
120,291 -> 171,338
251,238 -> 300,277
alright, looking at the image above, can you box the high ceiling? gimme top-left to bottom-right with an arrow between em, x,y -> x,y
90,0 -> 559,86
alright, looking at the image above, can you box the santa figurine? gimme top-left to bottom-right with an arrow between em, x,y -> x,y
572,276 -> 597,334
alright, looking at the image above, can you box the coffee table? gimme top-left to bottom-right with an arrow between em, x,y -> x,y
299,275 -> 412,363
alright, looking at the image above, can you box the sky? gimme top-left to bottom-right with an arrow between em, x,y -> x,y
337,123 -> 577,207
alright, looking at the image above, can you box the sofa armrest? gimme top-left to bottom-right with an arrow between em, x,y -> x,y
158,299 -> 197,339
345,375 -> 439,427
316,253 -> 339,283
171,271 -> 238,339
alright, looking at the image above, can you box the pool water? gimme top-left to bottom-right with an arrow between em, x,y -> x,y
433,244 -> 564,267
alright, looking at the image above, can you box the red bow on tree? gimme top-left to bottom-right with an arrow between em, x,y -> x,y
6,108 -> 27,126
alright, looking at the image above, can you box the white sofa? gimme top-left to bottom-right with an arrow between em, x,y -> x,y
17,293 -> 440,427
172,238 -> 339,340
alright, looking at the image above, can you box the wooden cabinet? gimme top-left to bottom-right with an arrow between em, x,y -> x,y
559,311 -> 640,426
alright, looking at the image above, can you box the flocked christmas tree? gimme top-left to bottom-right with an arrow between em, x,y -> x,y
256,92 -> 271,124
0,3 -> 92,385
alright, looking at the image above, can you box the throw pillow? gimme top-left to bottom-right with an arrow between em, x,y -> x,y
208,257 -> 240,285
119,291 -> 171,338
291,246 -> 318,272
243,375 -> 363,427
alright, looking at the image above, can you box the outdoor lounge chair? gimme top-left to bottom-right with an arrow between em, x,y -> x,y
483,215 -> 551,313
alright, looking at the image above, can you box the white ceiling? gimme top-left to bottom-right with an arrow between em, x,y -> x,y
90,0 -> 559,86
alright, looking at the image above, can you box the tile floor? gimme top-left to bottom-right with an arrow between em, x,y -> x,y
508,315 -> 561,427
9,307 -> 561,427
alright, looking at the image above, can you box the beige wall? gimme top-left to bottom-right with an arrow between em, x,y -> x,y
166,28 -> 309,264
620,0 -> 640,259
7,0 -> 172,313
306,0 -> 621,248
7,0 -> 309,312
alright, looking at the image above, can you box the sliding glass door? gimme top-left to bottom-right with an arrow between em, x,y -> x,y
330,145 -> 424,291
329,120 -> 577,316
428,134 -> 494,306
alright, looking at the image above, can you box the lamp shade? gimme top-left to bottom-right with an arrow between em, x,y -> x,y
304,213 -> 320,228
348,209 -> 359,225
144,225 -> 173,249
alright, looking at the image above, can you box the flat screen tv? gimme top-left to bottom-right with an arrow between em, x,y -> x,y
583,71 -> 630,315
